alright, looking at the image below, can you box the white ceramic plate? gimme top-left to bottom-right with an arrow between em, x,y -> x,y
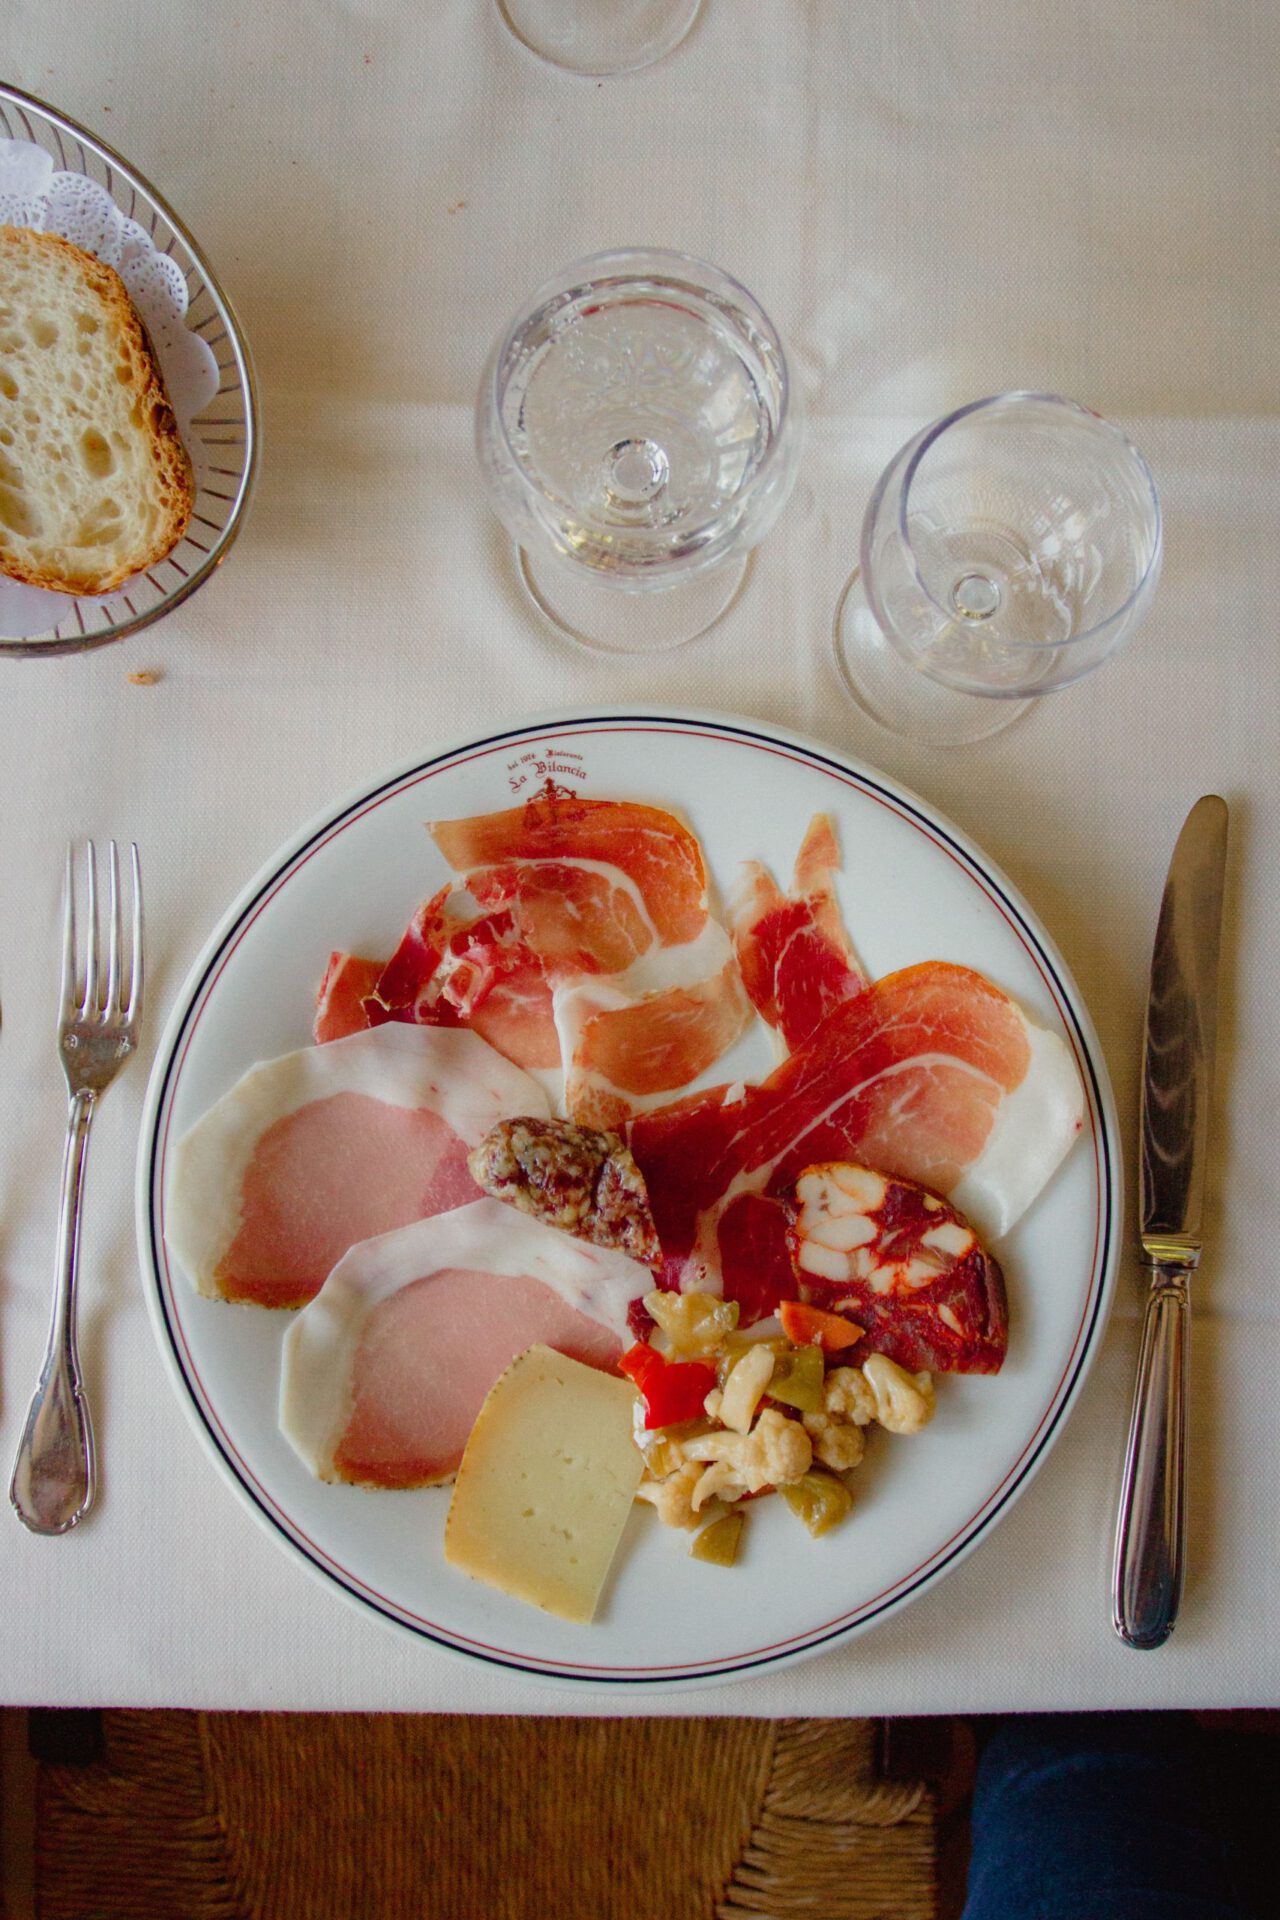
137,710 -> 1121,1689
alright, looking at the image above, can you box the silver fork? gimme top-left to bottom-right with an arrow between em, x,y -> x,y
10,842 -> 143,1534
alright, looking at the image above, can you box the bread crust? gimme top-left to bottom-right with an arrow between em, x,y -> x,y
0,223 -> 194,595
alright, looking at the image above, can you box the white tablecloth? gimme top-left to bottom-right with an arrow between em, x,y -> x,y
2,0 -> 1277,1714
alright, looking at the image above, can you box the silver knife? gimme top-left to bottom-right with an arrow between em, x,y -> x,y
1112,794 -> 1228,1648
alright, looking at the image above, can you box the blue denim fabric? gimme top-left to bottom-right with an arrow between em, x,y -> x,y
962,1714 -> 1251,1920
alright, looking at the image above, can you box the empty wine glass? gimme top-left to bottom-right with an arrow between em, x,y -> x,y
476,248 -> 801,653
496,0 -> 702,75
834,393 -> 1162,746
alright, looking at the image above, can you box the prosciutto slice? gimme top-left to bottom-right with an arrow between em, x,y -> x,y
364,886 -> 559,1071
166,1024 -> 551,1308
313,953 -> 384,1044
629,961 -> 1084,1322
786,1162 -> 1008,1373
430,794 -> 709,965
554,923 -> 753,1130
279,1200 -> 650,1486
426,793 -> 752,1123
731,814 -> 868,1051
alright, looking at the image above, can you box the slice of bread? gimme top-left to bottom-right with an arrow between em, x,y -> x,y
0,224 -> 193,595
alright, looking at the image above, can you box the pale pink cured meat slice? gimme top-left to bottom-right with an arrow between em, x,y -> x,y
166,1024 -> 551,1308
629,961 -> 1085,1320
331,1273 -> 620,1487
217,1096 -> 476,1309
279,1199 -> 650,1487
731,814 -> 868,1052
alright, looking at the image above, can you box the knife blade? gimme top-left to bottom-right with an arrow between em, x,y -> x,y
1112,794 -> 1228,1648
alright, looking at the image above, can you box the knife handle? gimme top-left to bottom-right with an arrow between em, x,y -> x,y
1112,1266 -> 1189,1649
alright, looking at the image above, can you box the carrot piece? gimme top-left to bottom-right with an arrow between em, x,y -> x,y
778,1300 -> 865,1352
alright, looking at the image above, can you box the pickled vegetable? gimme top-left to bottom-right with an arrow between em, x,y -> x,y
781,1469 -> 854,1537
722,1319 -> 785,1356
690,1509 -> 745,1566
620,1344 -> 720,1428
778,1299 -> 865,1353
718,1343 -> 775,1433
644,1289 -> 739,1356
767,1344 -> 825,1413
639,1433 -> 686,1480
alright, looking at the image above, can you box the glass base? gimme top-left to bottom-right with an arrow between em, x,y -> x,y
833,570 -> 1031,747
519,546 -> 748,653
497,0 -> 701,74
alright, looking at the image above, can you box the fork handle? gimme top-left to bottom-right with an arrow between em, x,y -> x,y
10,1089 -> 98,1534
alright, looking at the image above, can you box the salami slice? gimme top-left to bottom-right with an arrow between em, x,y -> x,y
786,1162 -> 1007,1374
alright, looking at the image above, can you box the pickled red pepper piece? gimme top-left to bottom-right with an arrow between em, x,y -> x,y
619,1344 -> 718,1427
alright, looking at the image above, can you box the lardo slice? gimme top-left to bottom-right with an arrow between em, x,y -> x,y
445,1345 -> 644,1624
0,225 -> 192,594
279,1200 -> 652,1487
166,1024 -> 550,1308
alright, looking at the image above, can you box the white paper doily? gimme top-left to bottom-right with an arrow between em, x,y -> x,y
0,136 -> 222,635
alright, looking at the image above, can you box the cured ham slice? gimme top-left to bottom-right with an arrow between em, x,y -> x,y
430,795 -> 708,968
555,925 -> 753,1130
427,792 -> 751,1123
166,1025 -> 551,1308
630,962 -> 1084,1322
365,886 -> 559,1072
313,953 -> 384,1044
786,1163 -> 1008,1373
731,814 -> 868,1052
279,1200 -> 650,1487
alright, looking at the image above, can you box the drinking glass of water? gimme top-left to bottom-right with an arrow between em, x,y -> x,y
476,249 -> 801,653
496,0 -> 702,76
834,393 -> 1162,745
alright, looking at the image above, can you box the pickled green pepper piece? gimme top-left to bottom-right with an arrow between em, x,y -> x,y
768,1344 -> 826,1413
690,1509 -> 746,1566
781,1470 -> 855,1537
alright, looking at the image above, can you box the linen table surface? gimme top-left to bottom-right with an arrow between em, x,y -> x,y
1,0 -> 1276,1714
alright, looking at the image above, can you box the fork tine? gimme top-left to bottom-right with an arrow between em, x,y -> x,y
81,841 -> 99,1017
60,842 -> 77,1014
104,841 -> 122,1013
126,843 -> 143,1024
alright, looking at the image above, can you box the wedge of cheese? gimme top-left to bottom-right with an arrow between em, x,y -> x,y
444,1345 -> 643,1624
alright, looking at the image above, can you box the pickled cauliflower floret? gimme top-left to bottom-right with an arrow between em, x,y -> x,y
802,1410 -> 867,1472
683,1407 -> 813,1493
635,1459 -> 704,1530
692,1460 -> 747,1510
823,1365 -> 877,1426
863,1353 -> 936,1434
